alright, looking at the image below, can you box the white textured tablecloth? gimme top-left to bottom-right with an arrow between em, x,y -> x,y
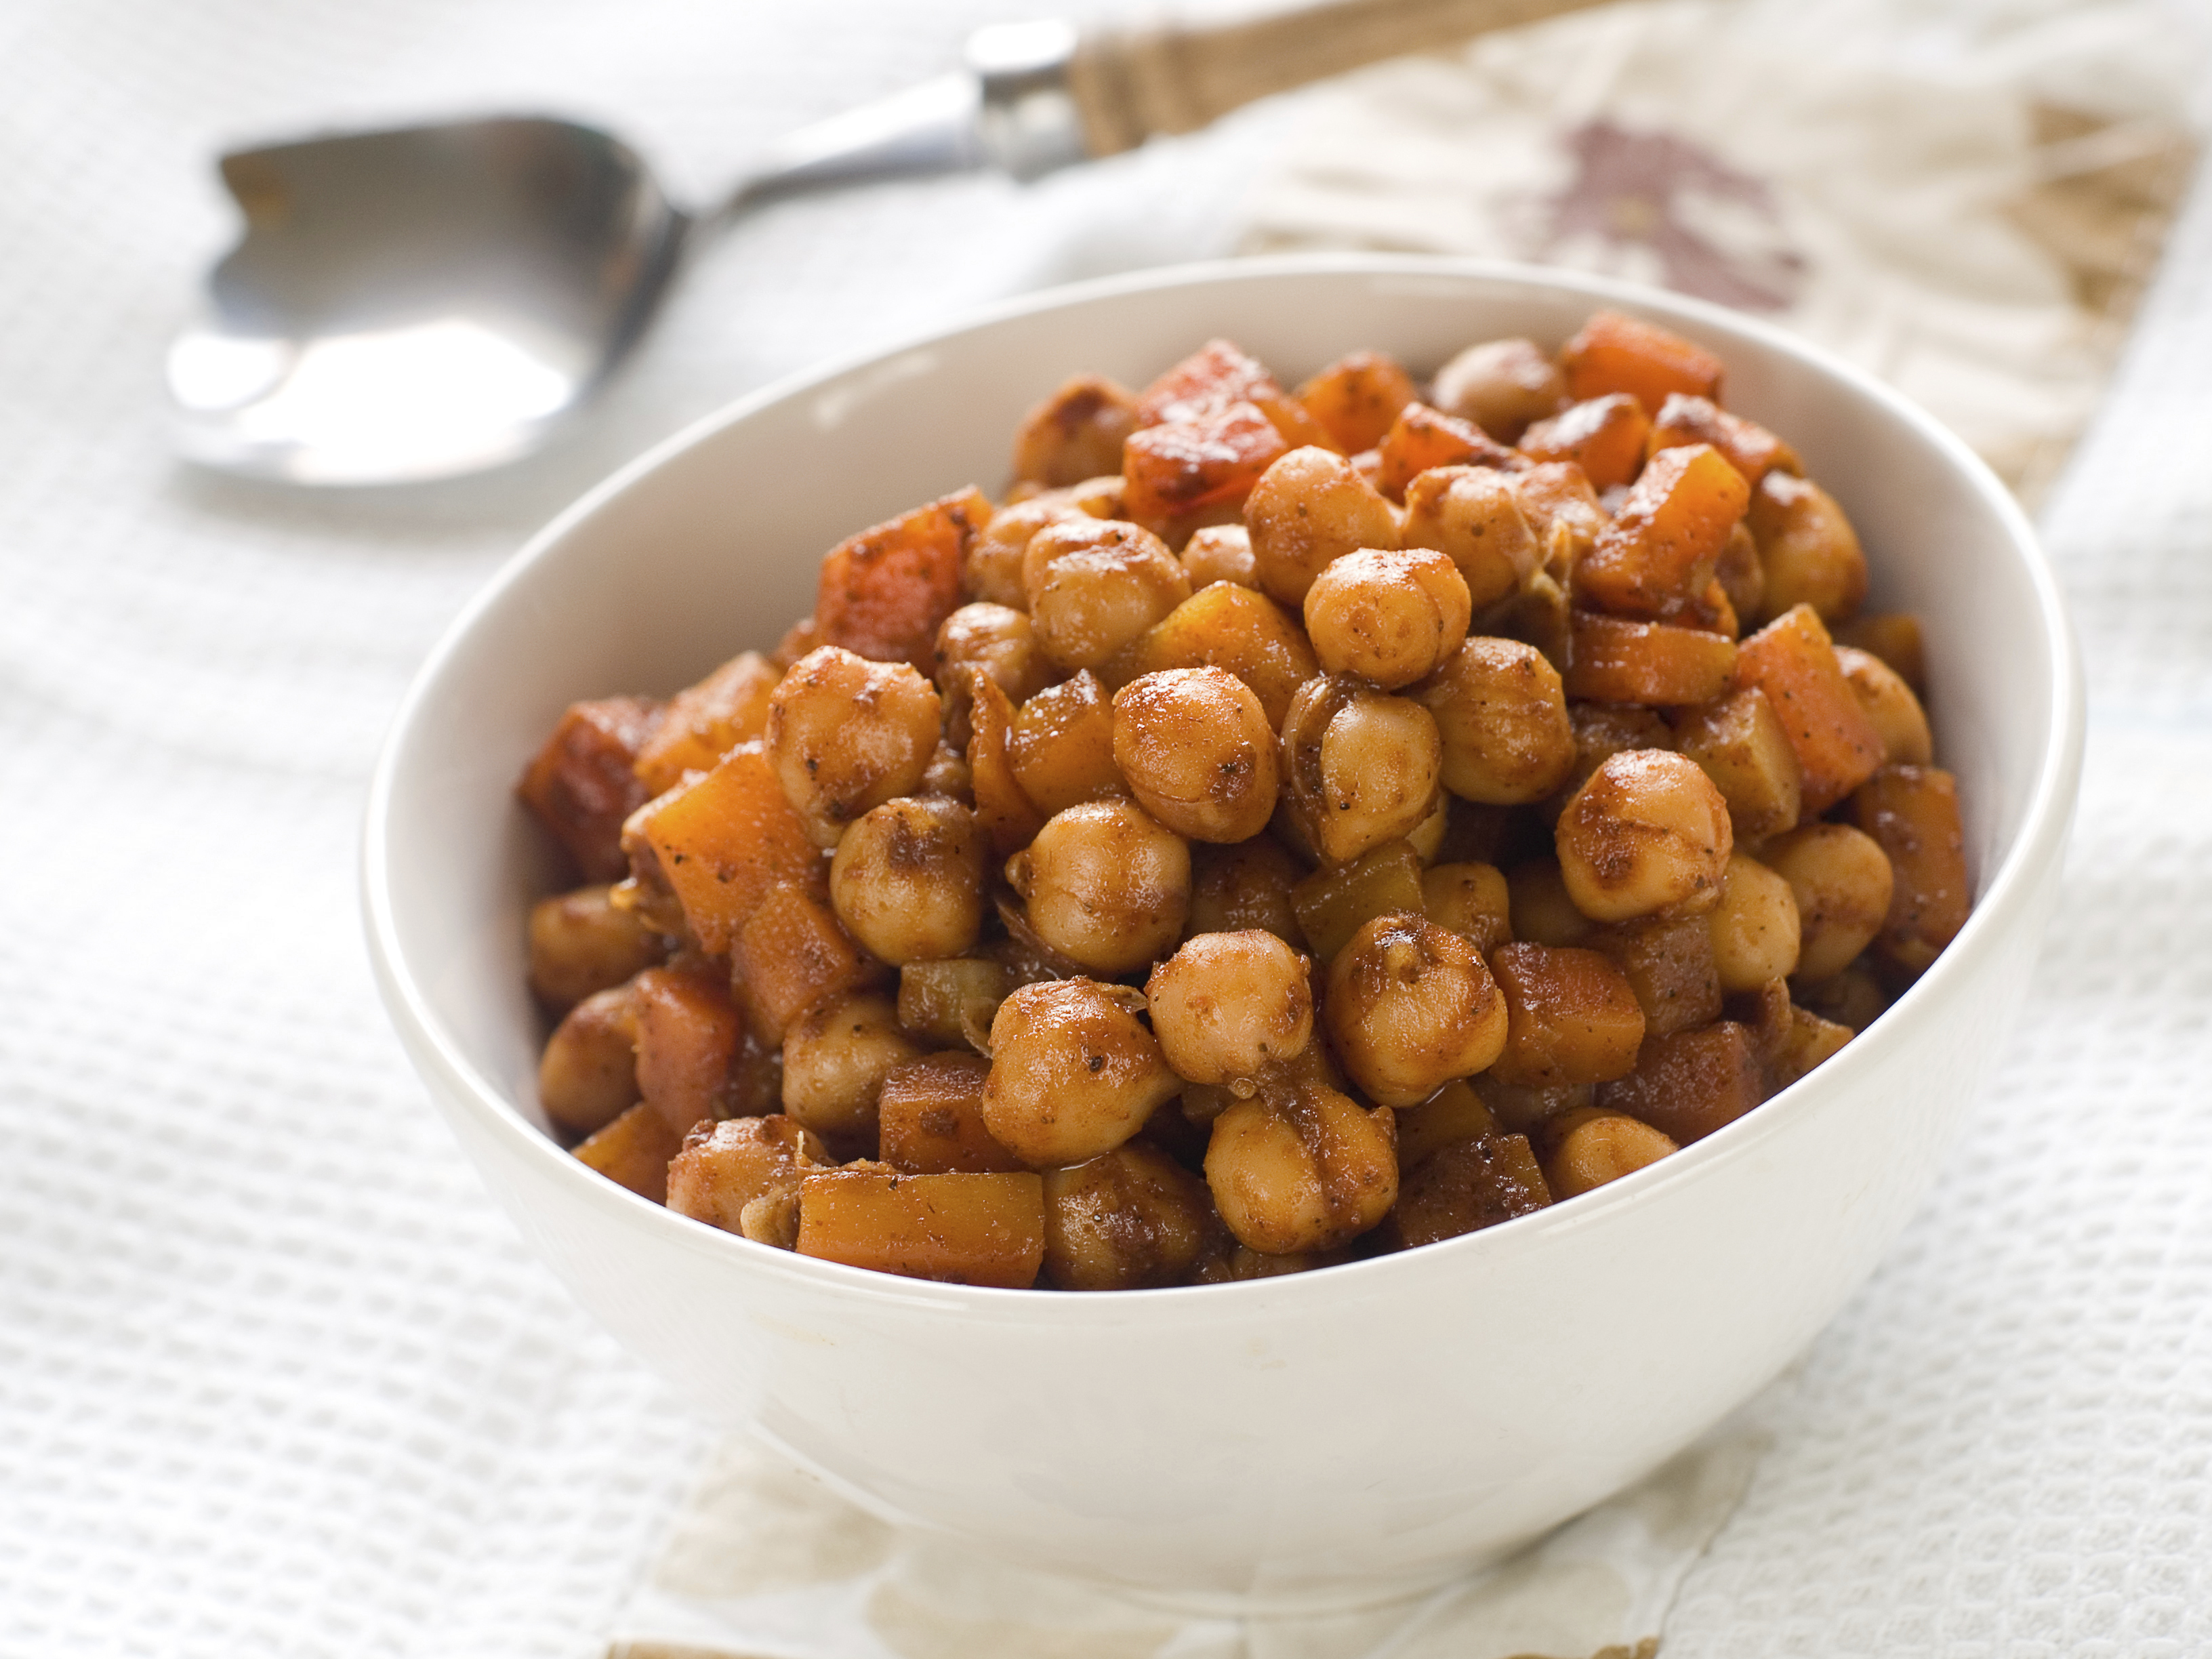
2,1 -> 2208,1654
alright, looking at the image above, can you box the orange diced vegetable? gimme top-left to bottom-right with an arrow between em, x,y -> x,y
573,1101 -> 682,1203
1375,401 -> 1520,499
878,1053 -> 1025,1174
628,741 -> 823,954
1732,605 -> 1885,813
1564,613 -> 1738,706
1103,579 -> 1319,730
1560,310 -> 1725,412
730,884 -> 883,1044
816,487 -> 991,672
1486,943 -> 1647,1086
518,696 -> 663,882
1597,1021 -> 1764,1144
1517,394 -> 1651,493
1576,444 -> 1750,619
1296,350 -> 1420,453
1387,1132 -> 1551,1246
634,651 -> 780,797
1645,394 -> 1798,487
1847,764 -> 1971,978
1122,402 -> 1290,531
633,964 -> 747,1136
796,1168 -> 1046,1287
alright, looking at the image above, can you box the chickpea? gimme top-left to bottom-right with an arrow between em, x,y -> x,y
538,981 -> 640,1136
1302,547 -> 1472,689
527,884 -> 664,1012
1022,518 -> 1190,671
665,1115 -> 829,1235
1279,674 -> 1444,865
1187,835 -> 1307,947
1762,823 -> 1895,982
1430,337 -> 1568,444
1555,750 -> 1734,923
1042,1144 -> 1218,1290
1006,800 -> 1191,975
1543,1111 -> 1677,1198
1422,861 -> 1512,952
1146,930 -> 1313,1087
936,602 -> 1051,708
1412,636 -> 1575,804
1181,523 -> 1258,590
1706,853 -> 1801,991
966,493 -> 1078,609
1836,644 -> 1933,766
1399,466 -> 1540,610
983,979 -> 1182,1166
1244,446 -> 1400,608
1324,913 -> 1509,1108
1111,668 -> 1279,843
1204,1082 -> 1398,1255
767,646 -> 943,848
829,796 -> 987,964
1011,373 -> 1139,488
781,990 -> 926,1145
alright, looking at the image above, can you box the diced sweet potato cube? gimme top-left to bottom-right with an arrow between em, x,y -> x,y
1136,339 -> 1277,426
1835,612 -> 1926,693
573,1100 -> 682,1203
1847,764 -> 1970,979
1103,579 -> 1319,731
1646,394 -> 1798,487
796,1168 -> 1046,1288
1517,394 -> 1651,493
1767,1004 -> 1852,1091
1576,445 -> 1750,619
1376,402 -> 1521,499
1387,1132 -> 1551,1247
518,696 -> 663,881
633,964 -> 747,1136
897,958 -> 1013,1054
633,652 -> 781,797
1012,375 -> 1141,488
1732,605 -> 1885,814
1564,613 -> 1738,706
1591,915 -> 1721,1037
1122,403 -> 1290,531
879,1053 -> 1025,1174
1486,943 -> 1647,1086
1748,472 -> 1866,625
963,668 -> 1046,859
629,742 -> 823,954
1297,350 -> 1420,453
1560,310 -> 1725,413
1671,688 -> 1799,840
730,884 -> 883,1044
1008,670 -> 1124,815
666,1115 -> 828,1233
1291,842 -> 1427,963
1392,1078 -> 1501,1171
1597,1021 -> 1764,1145
816,487 -> 992,672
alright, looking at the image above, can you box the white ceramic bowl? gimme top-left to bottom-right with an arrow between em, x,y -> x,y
364,255 -> 2083,1614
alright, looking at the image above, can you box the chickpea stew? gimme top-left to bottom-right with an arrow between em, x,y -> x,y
518,309 -> 1970,1291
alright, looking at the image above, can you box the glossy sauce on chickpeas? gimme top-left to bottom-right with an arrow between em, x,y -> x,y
518,311 -> 1973,1290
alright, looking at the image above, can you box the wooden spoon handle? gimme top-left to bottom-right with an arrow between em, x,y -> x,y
1067,0 -> 1605,157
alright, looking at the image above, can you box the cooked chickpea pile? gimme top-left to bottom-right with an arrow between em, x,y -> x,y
518,311 -> 1971,1291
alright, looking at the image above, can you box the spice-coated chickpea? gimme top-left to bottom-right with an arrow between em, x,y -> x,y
1412,636 -> 1576,805
1006,800 -> 1191,975
767,646 -> 944,847
1705,853 -> 1801,991
1111,668 -> 1279,843
538,982 -> 640,1135
1146,930 -> 1313,1088
1042,1143 -> 1218,1290
1181,523 -> 1259,590
1430,337 -> 1568,444
1399,466 -> 1540,610
1279,674 -> 1443,865
1244,446 -> 1400,608
983,979 -> 1183,1166
1302,546 -> 1472,689
1761,822 -> 1895,982
1204,1082 -> 1398,1255
1543,1111 -> 1677,1198
1022,518 -> 1190,671
527,884 -> 664,1012
1555,749 -> 1734,923
829,795 -> 987,964
1324,913 -> 1509,1108
936,602 -> 1052,708
1836,644 -> 1933,766
780,989 -> 926,1145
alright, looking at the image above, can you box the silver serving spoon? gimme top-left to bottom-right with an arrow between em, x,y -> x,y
168,1 -> 1595,485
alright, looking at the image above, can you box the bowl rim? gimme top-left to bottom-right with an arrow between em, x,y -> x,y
362,251 -> 2085,1323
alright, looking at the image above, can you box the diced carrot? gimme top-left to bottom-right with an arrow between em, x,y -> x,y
1517,394 -> 1652,493
1122,402 -> 1291,531
1597,1022 -> 1764,1145
730,884 -> 884,1044
816,487 -> 991,672
1732,605 -> 1885,814
1296,350 -> 1420,453
1646,394 -> 1798,487
573,1101 -> 682,1204
1102,580 -> 1318,731
1847,764 -> 1971,979
1375,402 -> 1520,499
633,964 -> 747,1136
633,651 -> 781,797
1486,944 -> 1647,1087
630,741 -> 823,954
796,1168 -> 1046,1287
878,1053 -> 1025,1174
1560,310 -> 1725,412
1576,444 -> 1750,619
1564,613 -> 1738,705
518,696 -> 663,882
